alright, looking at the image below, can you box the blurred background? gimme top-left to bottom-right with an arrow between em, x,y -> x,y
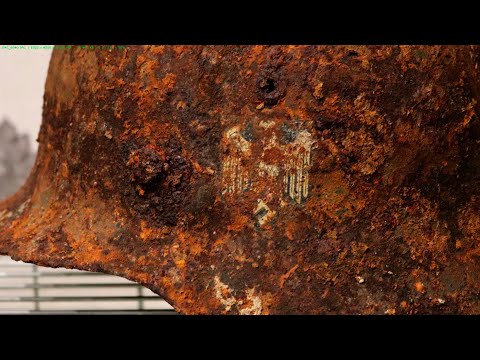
0,46 -> 174,314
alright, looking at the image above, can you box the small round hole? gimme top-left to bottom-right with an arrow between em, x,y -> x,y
264,79 -> 276,93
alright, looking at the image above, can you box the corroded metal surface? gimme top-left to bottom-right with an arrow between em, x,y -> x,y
2,45 -> 480,314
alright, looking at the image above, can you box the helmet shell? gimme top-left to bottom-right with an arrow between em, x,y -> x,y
2,45 -> 480,314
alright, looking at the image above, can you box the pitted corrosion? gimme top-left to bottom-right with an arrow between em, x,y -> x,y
2,46 -> 480,314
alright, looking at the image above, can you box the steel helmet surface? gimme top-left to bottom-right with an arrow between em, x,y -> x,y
2,45 -> 480,314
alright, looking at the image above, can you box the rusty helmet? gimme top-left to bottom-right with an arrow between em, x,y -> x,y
2,45 -> 480,314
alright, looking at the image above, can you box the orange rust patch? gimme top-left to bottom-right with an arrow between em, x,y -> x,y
227,215 -> 250,232
279,264 -> 299,288
415,282 -> 426,294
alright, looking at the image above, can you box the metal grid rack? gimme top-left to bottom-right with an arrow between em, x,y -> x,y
0,255 -> 176,314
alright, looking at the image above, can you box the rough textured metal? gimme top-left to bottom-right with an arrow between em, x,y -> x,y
2,45 -> 480,314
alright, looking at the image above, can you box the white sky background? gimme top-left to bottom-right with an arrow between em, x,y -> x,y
0,47 -> 53,150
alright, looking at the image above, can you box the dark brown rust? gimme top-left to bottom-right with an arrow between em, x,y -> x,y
2,45 -> 480,314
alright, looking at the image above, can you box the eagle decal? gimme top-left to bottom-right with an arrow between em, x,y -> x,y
221,119 -> 315,226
